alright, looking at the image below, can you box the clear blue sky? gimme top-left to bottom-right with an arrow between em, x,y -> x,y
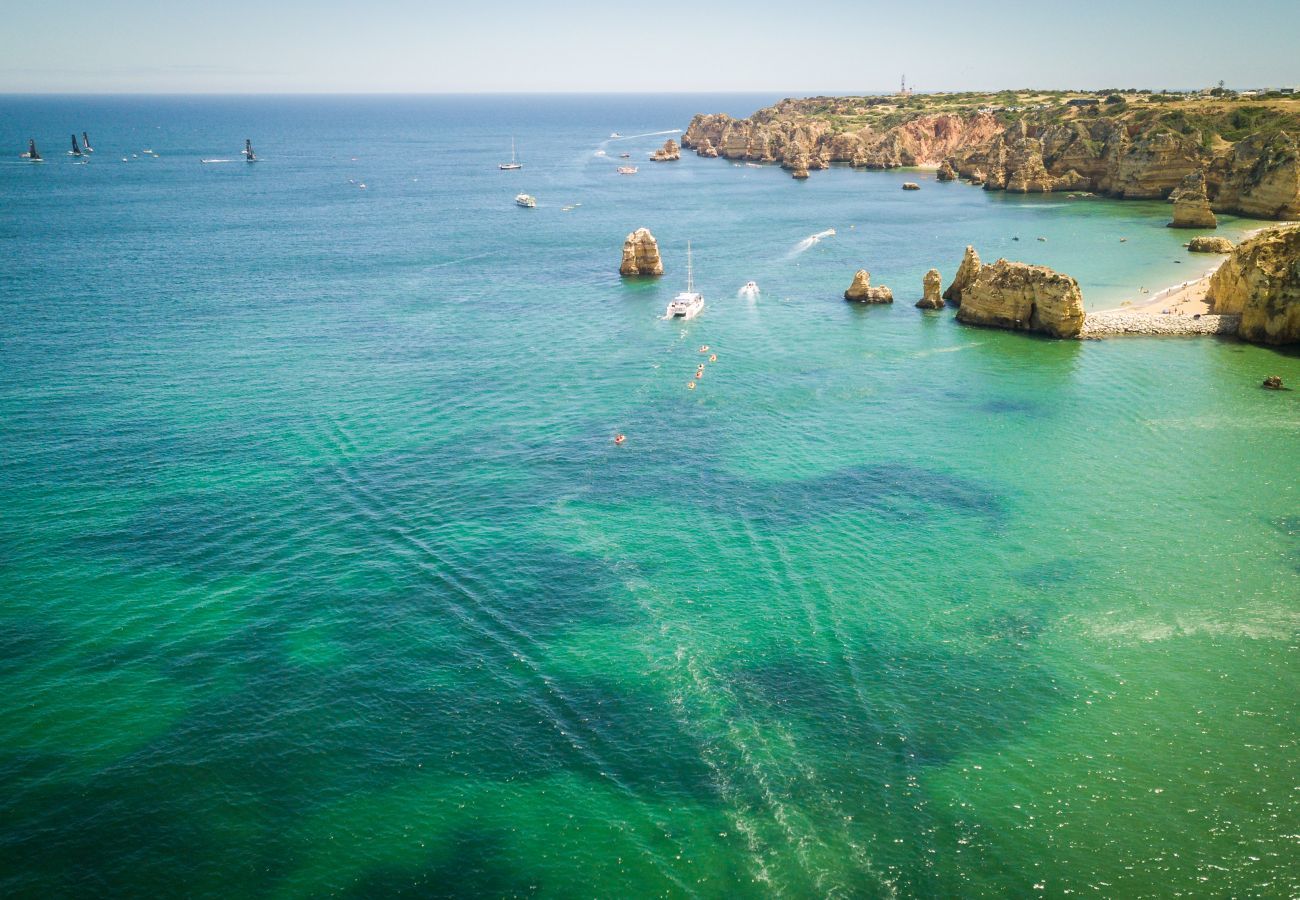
3,0 -> 1297,93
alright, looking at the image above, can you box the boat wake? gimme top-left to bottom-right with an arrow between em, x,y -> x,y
201,159 -> 234,164
789,228 -> 836,256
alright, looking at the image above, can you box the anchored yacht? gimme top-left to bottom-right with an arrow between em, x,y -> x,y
616,164 -> 638,175
499,137 -> 522,170
515,193 -> 536,208
666,242 -> 704,319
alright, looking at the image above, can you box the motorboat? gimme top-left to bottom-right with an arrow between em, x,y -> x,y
619,152 -> 631,159
666,242 -> 704,319
610,132 -> 622,138
617,165 -> 637,175
515,193 -> 536,208
741,280 -> 759,296
499,137 -> 522,170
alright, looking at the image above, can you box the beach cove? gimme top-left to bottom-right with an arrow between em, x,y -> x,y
1,94 -> 1297,897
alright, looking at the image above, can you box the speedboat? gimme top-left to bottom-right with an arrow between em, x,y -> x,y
617,165 -> 637,175
666,242 -> 704,319
619,152 -> 631,159
741,280 -> 759,296
610,132 -> 622,138
515,193 -> 536,208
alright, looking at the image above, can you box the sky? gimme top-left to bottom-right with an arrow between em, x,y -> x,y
2,0 -> 1298,94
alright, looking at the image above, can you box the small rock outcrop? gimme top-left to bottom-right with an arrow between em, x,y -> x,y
650,139 -> 681,162
844,270 -> 894,303
619,228 -> 664,277
916,269 -> 944,308
1262,375 -> 1285,390
1168,171 -> 1217,228
943,245 -> 981,304
937,160 -> 957,182
956,259 -> 1086,338
1187,236 -> 1234,253
902,182 -> 921,191
1207,224 -> 1300,345
694,138 -> 719,158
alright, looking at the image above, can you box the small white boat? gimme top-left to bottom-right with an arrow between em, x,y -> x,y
741,280 -> 759,295
617,165 -> 638,175
515,193 -> 536,208
594,150 -> 607,157
666,242 -> 704,319
610,132 -> 622,138
499,137 -> 522,170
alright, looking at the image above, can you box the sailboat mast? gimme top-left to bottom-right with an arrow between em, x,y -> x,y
511,136 -> 516,163
687,242 -> 694,293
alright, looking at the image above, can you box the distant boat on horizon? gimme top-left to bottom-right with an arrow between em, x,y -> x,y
69,134 -> 82,157
82,132 -> 94,153
243,139 -> 257,162
499,137 -> 522,170
23,139 -> 41,161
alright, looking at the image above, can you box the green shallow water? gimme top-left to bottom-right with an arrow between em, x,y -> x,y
0,95 -> 1297,897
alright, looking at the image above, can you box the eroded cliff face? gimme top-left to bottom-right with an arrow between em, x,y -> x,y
943,245 -> 981,304
683,100 -> 1300,219
955,258 -> 1086,338
1207,224 -> 1300,345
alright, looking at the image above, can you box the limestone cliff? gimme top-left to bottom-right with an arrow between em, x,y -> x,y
917,269 -> 944,308
1207,224 -> 1300,345
619,228 -> 664,277
956,259 -> 1086,338
683,95 -> 1300,220
1168,171 -> 1217,228
943,246 -> 981,304
844,270 -> 894,303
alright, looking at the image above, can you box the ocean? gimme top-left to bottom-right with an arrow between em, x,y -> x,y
1,94 -> 1296,897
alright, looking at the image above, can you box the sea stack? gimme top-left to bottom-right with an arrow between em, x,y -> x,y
1168,171 -> 1217,229
1187,236 -> 1234,253
650,139 -> 681,162
902,182 -> 921,191
916,269 -> 944,309
937,160 -> 957,182
844,270 -> 894,303
1206,224 -> 1300,345
619,227 -> 665,277
955,259 -> 1086,338
943,245 -> 981,304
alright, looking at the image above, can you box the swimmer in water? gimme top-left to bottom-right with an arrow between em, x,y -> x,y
709,354 -> 717,363
699,345 -> 709,352
688,381 -> 696,390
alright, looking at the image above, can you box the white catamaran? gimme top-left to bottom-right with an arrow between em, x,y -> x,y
666,242 -> 704,319
499,138 -> 522,170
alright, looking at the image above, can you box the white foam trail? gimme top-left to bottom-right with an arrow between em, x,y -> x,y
790,228 -> 836,256
606,129 -> 681,142
201,159 -> 234,164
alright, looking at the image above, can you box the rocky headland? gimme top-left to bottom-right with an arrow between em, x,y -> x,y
1206,223 -> 1300,344
954,259 -> 1086,338
682,91 -> 1300,220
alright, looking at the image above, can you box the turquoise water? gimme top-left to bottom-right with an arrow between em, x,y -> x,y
1,95 -> 1297,897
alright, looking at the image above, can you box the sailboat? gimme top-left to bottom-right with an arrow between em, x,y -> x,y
25,139 -> 41,161
666,242 -> 704,319
82,132 -> 94,153
243,139 -> 257,162
69,134 -> 82,157
499,137 -> 522,170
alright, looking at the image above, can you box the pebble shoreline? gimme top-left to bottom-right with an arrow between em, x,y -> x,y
1080,311 -> 1240,338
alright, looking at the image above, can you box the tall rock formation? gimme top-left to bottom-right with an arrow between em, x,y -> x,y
956,260 -> 1086,338
650,139 -> 681,161
1168,171 -> 1218,228
943,246 -> 981,304
1207,224 -> 1300,345
937,160 -> 957,182
619,228 -> 665,277
916,269 -> 944,308
844,270 -> 894,303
